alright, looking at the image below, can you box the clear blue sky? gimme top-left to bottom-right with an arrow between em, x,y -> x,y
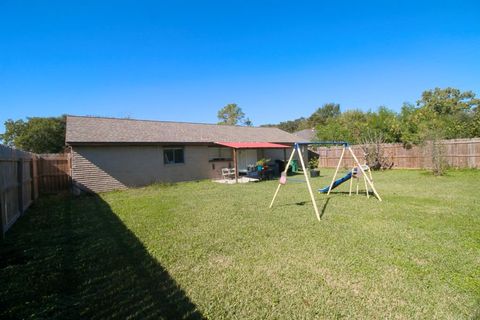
1,0 -> 479,132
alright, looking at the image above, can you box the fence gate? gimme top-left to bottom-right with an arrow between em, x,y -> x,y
37,153 -> 71,193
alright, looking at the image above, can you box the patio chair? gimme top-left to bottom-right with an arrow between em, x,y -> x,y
222,168 -> 235,180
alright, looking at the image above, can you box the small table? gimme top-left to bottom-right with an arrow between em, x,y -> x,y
238,169 -> 248,176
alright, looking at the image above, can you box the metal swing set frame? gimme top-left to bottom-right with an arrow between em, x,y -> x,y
269,141 -> 382,221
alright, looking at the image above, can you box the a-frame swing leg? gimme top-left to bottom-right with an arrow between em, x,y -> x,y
327,146 -> 346,195
349,168 -> 354,196
269,145 -> 321,222
269,147 -> 296,208
348,147 -> 382,201
363,174 -> 369,199
366,166 -> 373,198
297,145 -> 321,221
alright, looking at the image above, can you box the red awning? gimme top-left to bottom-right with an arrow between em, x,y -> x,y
215,142 -> 290,149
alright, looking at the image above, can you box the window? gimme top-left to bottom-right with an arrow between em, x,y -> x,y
208,147 -> 232,161
164,147 -> 184,164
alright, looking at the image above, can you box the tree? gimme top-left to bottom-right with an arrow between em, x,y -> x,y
1,116 -> 66,153
308,103 -> 341,127
417,87 -> 479,116
261,117 -> 309,133
365,106 -> 402,143
261,103 -> 340,134
243,118 -> 253,127
472,107 -> 480,137
217,103 -> 248,126
399,102 -> 422,147
360,131 -> 394,170
416,87 -> 480,140
263,87 -> 480,157
339,110 -> 369,143
316,110 -> 368,144
316,118 -> 350,142
397,87 -> 480,175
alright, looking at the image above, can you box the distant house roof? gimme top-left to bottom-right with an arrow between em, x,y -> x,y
66,116 -> 306,145
294,128 -> 316,142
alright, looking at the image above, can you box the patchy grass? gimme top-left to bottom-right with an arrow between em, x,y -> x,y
1,169 -> 479,319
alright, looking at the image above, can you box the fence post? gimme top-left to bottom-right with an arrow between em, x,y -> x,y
31,156 -> 39,201
17,158 -> 24,214
30,158 -> 34,202
0,188 -> 4,239
68,151 -> 73,192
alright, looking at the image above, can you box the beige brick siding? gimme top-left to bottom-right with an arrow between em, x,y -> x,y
72,145 -> 212,193
71,145 -> 298,193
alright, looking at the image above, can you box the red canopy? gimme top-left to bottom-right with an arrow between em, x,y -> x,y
215,142 -> 290,149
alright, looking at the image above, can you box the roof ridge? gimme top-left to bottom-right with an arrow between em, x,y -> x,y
66,114 -> 270,129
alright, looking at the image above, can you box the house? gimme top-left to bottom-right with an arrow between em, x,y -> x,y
65,116 -> 306,193
294,128 -> 316,142
294,128 -> 319,161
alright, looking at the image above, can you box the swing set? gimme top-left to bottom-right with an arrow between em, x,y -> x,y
269,141 -> 382,221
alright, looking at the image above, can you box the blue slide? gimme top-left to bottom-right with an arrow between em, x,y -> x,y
319,172 -> 353,193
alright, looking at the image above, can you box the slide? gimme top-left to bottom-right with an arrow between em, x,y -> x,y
318,172 -> 353,193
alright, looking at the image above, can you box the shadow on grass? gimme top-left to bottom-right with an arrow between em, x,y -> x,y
274,196 -> 331,219
0,194 -> 204,319
419,170 -> 456,177
325,190 -> 374,197
319,197 -> 330,219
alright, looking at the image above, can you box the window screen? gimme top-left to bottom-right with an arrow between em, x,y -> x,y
164,148 -> 184,164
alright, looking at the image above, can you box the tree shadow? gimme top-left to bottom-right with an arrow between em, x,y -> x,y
0,194 -> 204,319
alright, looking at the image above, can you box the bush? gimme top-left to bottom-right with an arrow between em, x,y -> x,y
361,132 -> 394,170
308,157 -> 319,170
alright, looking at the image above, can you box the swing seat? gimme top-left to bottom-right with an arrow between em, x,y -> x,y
279,174 -> 287,185
278,173 -> 306,184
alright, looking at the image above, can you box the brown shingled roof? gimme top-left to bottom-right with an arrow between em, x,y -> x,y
66,116 -> 305,144
294,128 -> 316,142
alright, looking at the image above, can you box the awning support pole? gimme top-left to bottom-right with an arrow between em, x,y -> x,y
233,148 -> 238,183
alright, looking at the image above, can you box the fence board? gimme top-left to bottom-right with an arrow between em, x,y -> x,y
317,138 -> 480,169
37,153 -> 71,193
1,145 -> 70,237
0,146 -> 34,236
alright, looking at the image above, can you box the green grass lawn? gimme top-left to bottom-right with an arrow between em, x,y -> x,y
1,169 -> 479,319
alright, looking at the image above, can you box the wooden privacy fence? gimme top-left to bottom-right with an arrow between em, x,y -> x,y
0,146 -> 37,236
316,138 -> 480,169
0,145 -> 71,237
37,153 -> 71,193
